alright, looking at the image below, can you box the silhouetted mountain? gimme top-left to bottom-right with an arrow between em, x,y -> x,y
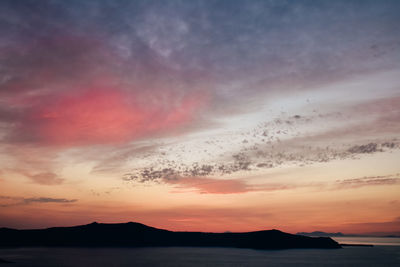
0,222 -> 340,249
297,231 -> 345,237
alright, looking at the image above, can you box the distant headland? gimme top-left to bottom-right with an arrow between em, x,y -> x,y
0,222 -> 340,250
297,231 -> 345,237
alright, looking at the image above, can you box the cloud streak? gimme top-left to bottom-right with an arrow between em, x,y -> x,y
0,195 -> 77,207
123,172 -> 400,194
334,174 -> 400,189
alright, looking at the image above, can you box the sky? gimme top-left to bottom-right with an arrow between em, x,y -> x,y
0,0 -> 399,235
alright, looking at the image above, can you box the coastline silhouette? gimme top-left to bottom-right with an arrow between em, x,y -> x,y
0,222 -> 341,250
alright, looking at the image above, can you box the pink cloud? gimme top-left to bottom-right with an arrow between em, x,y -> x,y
165,177 -> 296,194
168,177 -> 252,194
8,86 -> 208,146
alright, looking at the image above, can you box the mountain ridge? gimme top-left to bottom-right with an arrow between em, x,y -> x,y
0,221 -> 341,250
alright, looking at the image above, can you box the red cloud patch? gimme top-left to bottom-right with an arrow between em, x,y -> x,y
168,177 -> 252,194
11,87 -> 208,146
166,177 -> 296,194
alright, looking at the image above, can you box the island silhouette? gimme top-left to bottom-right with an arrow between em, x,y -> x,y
0,222 -> 340,250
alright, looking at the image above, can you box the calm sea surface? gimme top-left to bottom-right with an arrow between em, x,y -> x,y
0,238 -> 399,267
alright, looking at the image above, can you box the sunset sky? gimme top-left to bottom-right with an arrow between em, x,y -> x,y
0,0 -> 399,235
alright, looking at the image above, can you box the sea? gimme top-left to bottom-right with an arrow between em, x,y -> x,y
0,237 -> 399,267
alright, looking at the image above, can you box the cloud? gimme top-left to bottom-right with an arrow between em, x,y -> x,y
123,171 -> 400,194
0,195 -> 77,207
90,144 -> 160,174
23,172 -> 64,185
5,85 -> 208,147
300,96 -> 400,143
0,28 -> 211,148
22,197 -> 77,204
334,174 -> 400,189
116,92 -> 400,182
347,143 -> 381,154
177,178 -> 297,195
167,177 -> 255,194
122,172 -> 256,194
123,172 -> 305,195
0,145 -> 65,186
123,129 -> 400,182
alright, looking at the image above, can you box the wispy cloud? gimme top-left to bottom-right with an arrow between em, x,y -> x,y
122,128 -> 400,183
334,174 -> 400,189
123,172 -> 400,194
0,196 -> 77,207
24,172 -> 64,185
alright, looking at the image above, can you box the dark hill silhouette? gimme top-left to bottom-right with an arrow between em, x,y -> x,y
0,222 -> 341,249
